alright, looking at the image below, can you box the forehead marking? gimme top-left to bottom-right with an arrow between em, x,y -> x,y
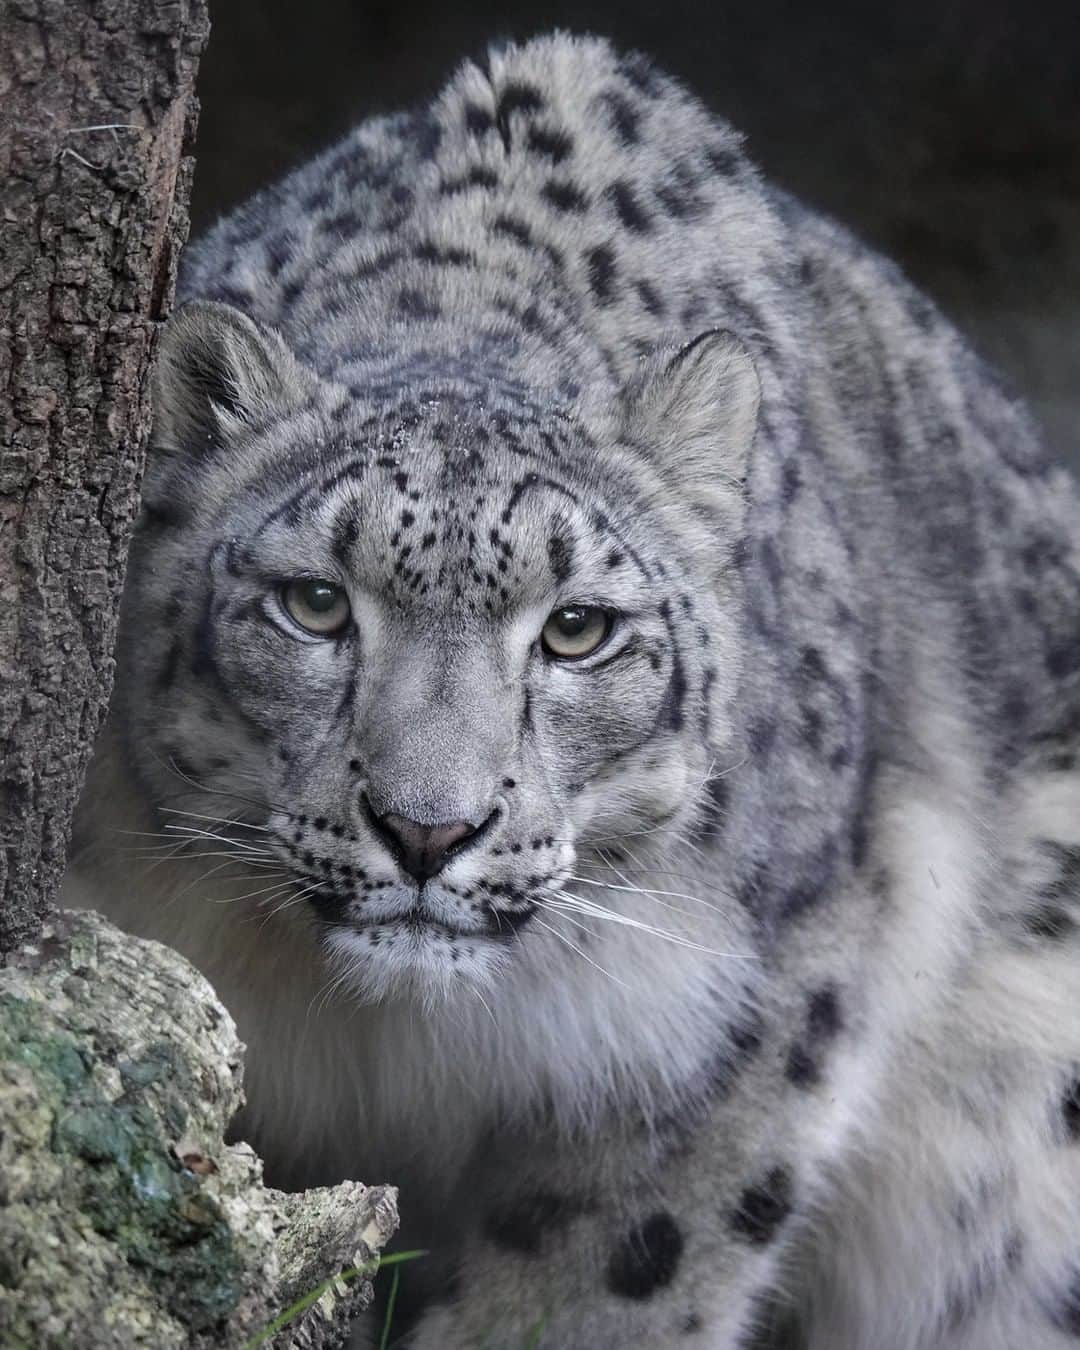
496,473 -> 655,585
253,455 -> 371,538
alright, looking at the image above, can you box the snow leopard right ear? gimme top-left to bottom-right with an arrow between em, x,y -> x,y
152,301 -> 316,457
618,329 -> 760,538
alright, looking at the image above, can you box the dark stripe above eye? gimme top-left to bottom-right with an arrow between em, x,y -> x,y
254,456 -> 370,537
548,533 -> 574,583
333,512 -> 361,562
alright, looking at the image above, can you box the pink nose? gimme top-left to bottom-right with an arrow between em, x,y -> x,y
377,813 -> 477,881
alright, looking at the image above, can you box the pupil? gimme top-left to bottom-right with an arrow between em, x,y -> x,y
557,607 -> 589,635
306,582 -> 337,612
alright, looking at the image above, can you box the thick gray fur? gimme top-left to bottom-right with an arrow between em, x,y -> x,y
66,32 -> 1080,1349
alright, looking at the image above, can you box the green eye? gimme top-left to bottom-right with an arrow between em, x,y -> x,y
282,578 -> 351,635
541,605 -> 613,660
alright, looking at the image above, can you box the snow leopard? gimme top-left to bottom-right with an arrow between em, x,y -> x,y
64,31 -> 1080,1350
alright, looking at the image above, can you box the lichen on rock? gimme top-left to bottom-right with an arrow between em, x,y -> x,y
0,910 -> 396,1348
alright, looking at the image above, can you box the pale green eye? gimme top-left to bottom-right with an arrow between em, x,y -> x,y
541,605 -> 612,660
283,578 -> 351,635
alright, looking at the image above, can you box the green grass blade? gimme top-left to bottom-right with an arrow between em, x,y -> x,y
242,1249 -> 426,1348
522,1315 -> 547,1348
377,1263 -> 402,1350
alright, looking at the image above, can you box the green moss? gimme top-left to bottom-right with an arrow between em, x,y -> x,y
1,985 -> 245,1336
0,993 -> 92,1096
68,1104 -> 246,1332
1,911 -> 395,1346
119,1039 -> 192,1094
55,1103 -> 137,1165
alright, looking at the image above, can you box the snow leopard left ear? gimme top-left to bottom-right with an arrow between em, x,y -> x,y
152,301 -> 317,459
619,329 -> 760,532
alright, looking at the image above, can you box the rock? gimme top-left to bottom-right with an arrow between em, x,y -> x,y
0,910 -> 397,1348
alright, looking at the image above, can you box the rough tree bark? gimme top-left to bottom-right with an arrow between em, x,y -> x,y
0,5 -> 397,1344
0,0 -> 208,949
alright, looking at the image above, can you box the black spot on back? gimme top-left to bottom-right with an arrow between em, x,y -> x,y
527,125 -> 573,163
607,1211 -> 684,1299
495,81 -> 545,152
654,158 -> 708,220
635,278 -> 665,316
608,179 -> 652,233
597,89 -> 641,145
541,178 -> 589,214
464,102 -> 494,136
414,240 -> 475,267
798,646 -> 827,683
440,166 -> 499,195
585,244 -> 617,304
492,214 -> 534,249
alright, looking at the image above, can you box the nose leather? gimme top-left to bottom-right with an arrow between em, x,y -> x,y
377,813 -> 477,882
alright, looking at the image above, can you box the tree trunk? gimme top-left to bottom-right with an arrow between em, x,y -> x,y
0,0 -> 206,950
0,8 -> 399,1344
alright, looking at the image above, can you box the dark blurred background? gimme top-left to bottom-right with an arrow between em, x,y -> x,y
191,0 -> 1079,469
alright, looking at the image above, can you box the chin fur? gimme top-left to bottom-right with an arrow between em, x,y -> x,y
322,922 -> 513,1006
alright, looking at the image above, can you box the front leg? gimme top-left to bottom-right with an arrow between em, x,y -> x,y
403,1005 -> 852,1350
404,1126 -> 805,1349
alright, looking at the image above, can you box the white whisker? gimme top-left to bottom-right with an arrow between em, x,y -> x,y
471,984 -> 499,1028
160,807 -> 270,833
257,878 -> 327,927
567,872 -> 712,908
162,823 -> 273,855
549,890 -> 756,959
210,876 -> 294,906
594,847 -> 733,916
533,913 -> 630,988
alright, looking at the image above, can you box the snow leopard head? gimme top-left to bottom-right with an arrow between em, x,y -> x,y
118,301 -> 758,998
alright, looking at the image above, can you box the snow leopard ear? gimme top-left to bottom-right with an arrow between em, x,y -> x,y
152,301 -> 315,457
620,329 -> 760,532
